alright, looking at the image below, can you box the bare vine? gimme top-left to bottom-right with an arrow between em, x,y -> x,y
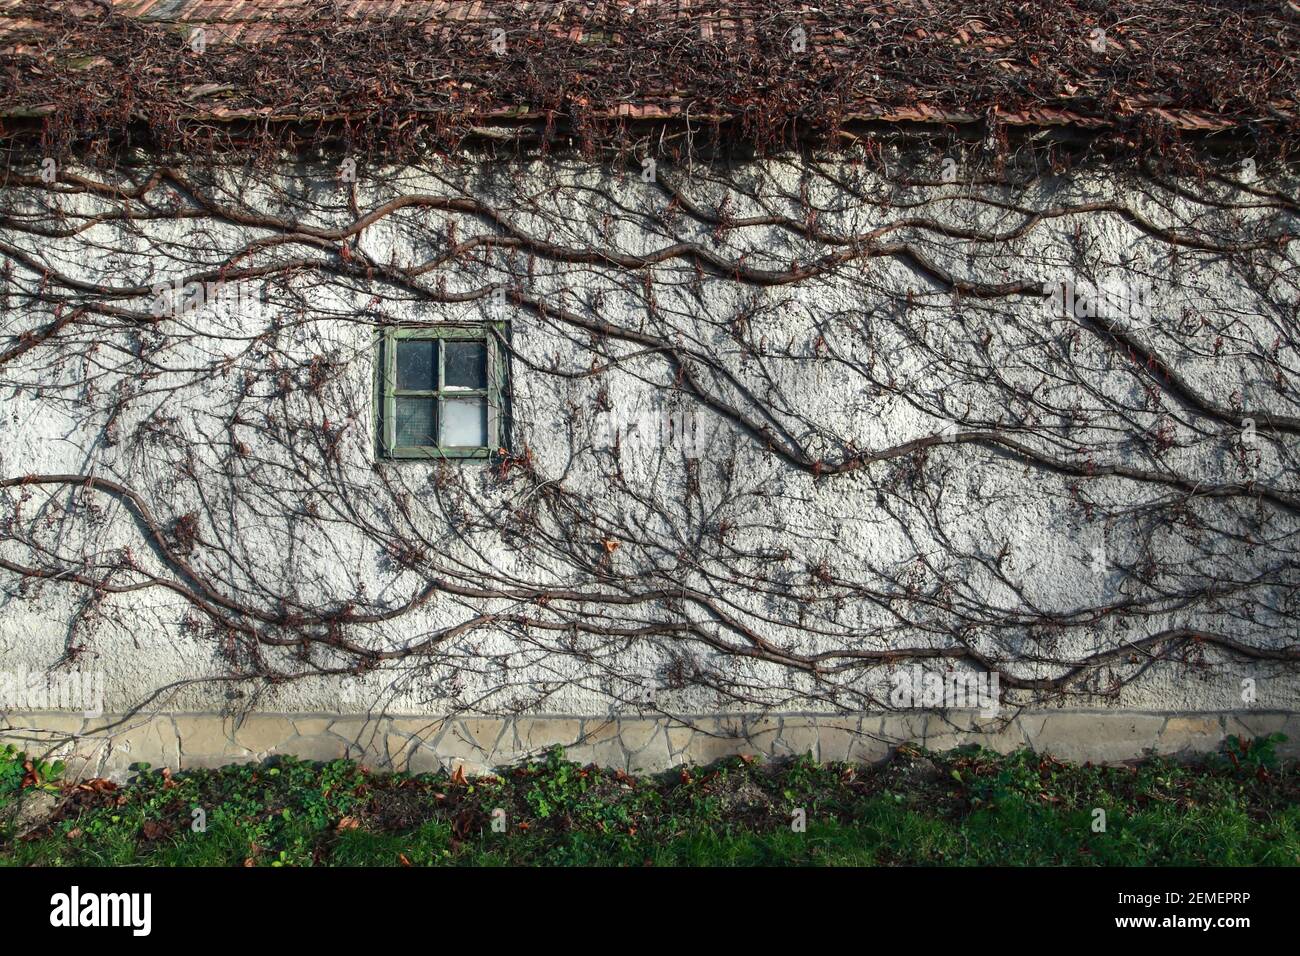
0,1 -> 1298,727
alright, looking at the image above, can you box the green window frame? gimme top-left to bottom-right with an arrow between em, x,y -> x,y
376,323 -> 510,459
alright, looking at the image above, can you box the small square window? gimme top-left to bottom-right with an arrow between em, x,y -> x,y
378,324 -> 508,459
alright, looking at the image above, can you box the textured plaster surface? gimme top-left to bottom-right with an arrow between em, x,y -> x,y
0,154 -> 1297,750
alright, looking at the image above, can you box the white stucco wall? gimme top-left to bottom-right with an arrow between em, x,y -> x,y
1,149 -> 1297,744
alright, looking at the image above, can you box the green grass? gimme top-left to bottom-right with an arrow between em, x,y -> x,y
1,735 -> 1296,866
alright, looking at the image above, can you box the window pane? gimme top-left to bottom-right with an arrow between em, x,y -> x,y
394,396 -> 437,447
396,339 -> 436,390
444,340 -> 487,390
441,397 -> 488,447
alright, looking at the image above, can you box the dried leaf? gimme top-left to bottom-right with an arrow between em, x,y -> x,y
140,820 -> 169,840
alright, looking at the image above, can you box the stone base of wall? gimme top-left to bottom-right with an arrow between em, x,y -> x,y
2,710 -> 1296,780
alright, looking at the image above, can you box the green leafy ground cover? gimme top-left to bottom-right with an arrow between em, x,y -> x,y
1,735 -> 1295,866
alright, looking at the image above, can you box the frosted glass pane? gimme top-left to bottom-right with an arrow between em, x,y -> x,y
441,397 -> 487,447
396,339 -> 435,390
394,397 -> 436,446
445,340 -> 487,389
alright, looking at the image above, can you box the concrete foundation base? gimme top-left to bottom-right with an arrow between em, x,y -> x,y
2,710 -> 1296,780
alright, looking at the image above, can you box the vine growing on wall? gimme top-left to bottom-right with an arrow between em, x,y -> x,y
1,137 -> 1298,729
0,0 -> 1298,732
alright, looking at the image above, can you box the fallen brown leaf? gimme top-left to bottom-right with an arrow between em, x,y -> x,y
140,819 -> 170,841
